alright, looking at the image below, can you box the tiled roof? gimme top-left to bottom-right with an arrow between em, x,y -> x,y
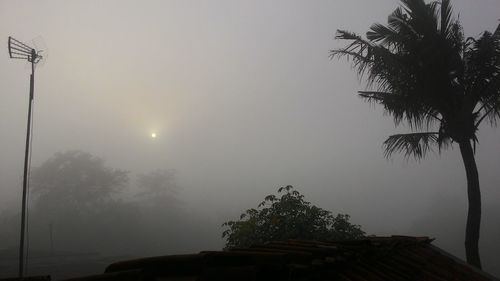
58,236 -> 499,280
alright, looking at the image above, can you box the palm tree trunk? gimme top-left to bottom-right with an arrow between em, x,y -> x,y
458,140 -> 482,269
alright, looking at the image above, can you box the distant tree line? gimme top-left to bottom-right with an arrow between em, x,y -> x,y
0,150 -> 190,256
0,151 -> 366,258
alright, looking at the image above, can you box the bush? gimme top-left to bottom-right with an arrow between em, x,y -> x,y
222,185 -> 364,248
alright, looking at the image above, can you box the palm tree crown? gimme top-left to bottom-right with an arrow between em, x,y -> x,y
331,0 -> 500,268
332,0 -> 500,158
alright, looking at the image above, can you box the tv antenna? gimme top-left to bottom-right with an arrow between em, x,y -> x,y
8,36 -> 44,277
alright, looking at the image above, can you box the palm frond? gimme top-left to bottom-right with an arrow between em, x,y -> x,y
330,30 -> 373,75
439,0 -> 453,37
400,0 -> 426,17
383,132 -> 441,159
494,23 -> 500,39
367,23 -> 400,47
331,30 -> 405,88
465,27 -> 500,116
358,91 -> 439,130
388,7 -> 423,42
475,93 -> 500,127
400,0 -> 439,35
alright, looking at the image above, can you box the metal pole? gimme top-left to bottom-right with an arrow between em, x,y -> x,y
18,53 -> 35,277
49,222 -> 54,256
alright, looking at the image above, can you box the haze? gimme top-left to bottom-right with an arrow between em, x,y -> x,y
1,0 -> 500,278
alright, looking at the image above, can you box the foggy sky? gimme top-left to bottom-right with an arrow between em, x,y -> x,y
1,0 -> 500,258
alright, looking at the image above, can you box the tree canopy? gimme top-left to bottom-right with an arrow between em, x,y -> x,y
331,0 -> 500,156
222,185 -> 364,249
31,150 -> 129,215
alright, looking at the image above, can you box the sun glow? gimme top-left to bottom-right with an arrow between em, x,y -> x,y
151,133 -> 157,139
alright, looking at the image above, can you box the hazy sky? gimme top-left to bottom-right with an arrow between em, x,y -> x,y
1,0 -> 499,241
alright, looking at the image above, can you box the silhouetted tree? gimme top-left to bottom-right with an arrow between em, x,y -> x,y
222,185 -> 364,249
330,0 -> 500,268
31,150 -> 128,216
27,151 -> 130,252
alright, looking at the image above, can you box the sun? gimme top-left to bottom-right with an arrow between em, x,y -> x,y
151,133 -> 157,139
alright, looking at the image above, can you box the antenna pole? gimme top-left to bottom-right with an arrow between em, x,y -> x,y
18,52 -> 35,277
8,36 -> 44,278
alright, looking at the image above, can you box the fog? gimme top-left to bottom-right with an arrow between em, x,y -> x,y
1,0 -> 500,279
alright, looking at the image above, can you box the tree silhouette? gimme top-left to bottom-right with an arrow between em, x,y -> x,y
331,0 -> 500,268
31,150 -> 128,217
28,151 -> 130,252
222,185 -> 364,249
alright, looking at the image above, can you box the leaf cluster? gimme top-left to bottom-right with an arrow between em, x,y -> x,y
222,185 -> 364,249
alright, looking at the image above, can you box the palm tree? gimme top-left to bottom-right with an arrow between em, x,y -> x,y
330,0 -> 500,268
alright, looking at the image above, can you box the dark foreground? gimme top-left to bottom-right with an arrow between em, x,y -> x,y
2,236 -> 498,281
0,253 -> 133,280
